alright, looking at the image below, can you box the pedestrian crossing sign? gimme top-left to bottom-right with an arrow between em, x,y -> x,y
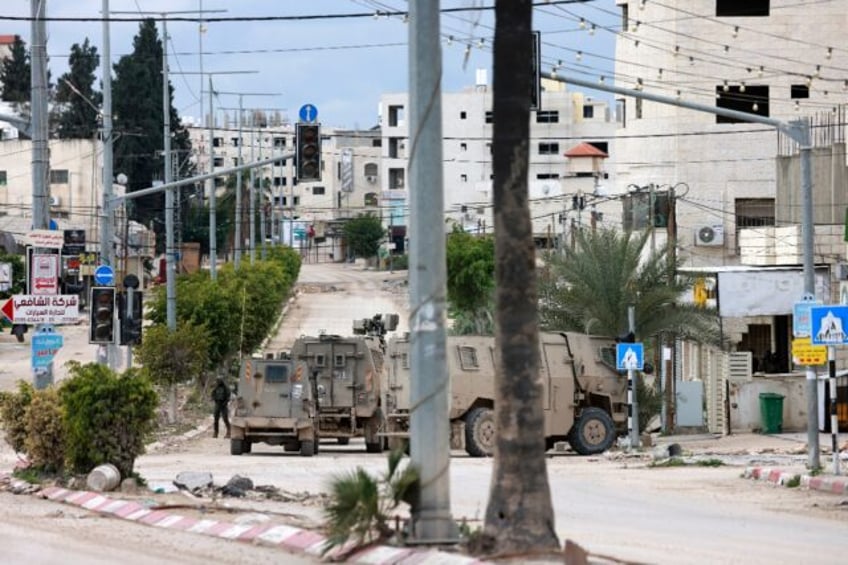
616,343 -> 644,371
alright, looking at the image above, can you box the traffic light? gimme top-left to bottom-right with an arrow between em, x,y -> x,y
296,122 -> 322,182
118,291 -> 143,346
89,287 -> 116,344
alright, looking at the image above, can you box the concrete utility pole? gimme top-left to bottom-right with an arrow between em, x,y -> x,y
100,0 -> 117,370
162,17 -> 176,332
548,72 -> 820,469
31,0 -> 52,388
407,0 -> 456,541
628,305 -> 640,447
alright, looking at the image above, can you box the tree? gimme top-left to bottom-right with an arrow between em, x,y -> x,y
55,39 -> 102,139
538,228 -> 720,343
112,19 -> 193,234
445,225 -> 495,335
480,0 -> 559,555
0,35 -> 30,104
344,213 -> 384,259
135,321 -> 210,424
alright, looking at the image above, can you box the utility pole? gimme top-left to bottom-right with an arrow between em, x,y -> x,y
407,0 -> 456,542
162,17 -> 176,332
31,0 -> 52,388
548,71 -> 821,470
628,305 -> 640,447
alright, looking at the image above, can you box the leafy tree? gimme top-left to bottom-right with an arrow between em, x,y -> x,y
538,228 -> 720,343
445,226 -> 495,335
479,0 -> 559,555
344,213 -> 384,259
0,35 -> 30,104
55,39 -> 102,139
135,321 -> 210,424
112,19 -> 193,235
60,362 -> 158,477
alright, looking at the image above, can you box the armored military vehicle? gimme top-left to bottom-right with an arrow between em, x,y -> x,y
383,331 -> 628,456
289,313 -> 399,452
229,354 -> 319,456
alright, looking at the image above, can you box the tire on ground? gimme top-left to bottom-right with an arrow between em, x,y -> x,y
230,438 -> 244,456
568,407 -> 615,455
300,440 -> 315,457
464,406 -> 495,457
337,437 -> 350,445
365,411 -> 385,453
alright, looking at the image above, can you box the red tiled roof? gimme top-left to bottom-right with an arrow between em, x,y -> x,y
564,142 -> 608,158
0,35 -> 17,45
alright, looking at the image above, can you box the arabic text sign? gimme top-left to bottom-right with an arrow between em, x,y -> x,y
31,253 -> 59,295
25,229 -> 65,249
31,332 -> 64,368
810,305 -> 848,346
2,294 -> 80,324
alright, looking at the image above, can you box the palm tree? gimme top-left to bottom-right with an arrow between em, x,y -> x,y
539,227 -> 720,344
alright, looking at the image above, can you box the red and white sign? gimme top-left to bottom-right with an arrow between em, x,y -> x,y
30,254 -> 59,295
25,230 -> 65,249
1,294 -> 80,324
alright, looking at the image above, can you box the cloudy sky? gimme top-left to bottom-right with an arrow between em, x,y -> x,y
1,1 -> 617,128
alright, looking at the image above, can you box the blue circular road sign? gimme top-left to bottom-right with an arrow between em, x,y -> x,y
94,265 -> 115,286
299,103 -> 318,123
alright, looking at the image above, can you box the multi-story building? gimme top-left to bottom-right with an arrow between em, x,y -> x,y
379,72 -> 616,248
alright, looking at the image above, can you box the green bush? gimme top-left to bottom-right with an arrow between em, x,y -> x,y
23,388 -> 66,472
0,381 -> 35,453
60,362 -> 159,477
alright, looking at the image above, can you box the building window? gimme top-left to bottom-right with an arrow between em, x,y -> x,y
213,137 -> 224,147
388,105 -> 404,127
538,142 -> 560,155
364,162 -> 378,178
791,84 -> 809,99
588,141 -> 609,153
735,198 -> 775,251
583,105 -> 594,119
485,111 -> 494,124
49,170 -> 69,184
460,111 -> 467,119
213,157 -> 225,167
460,142 -> 467,151
716,0 -> 769,17
389,168 -> 405,189
536,110 -> 559,123
458,346 -> 479,370
364,192 -> 379,207
621,3 -> 629,31
716,85 -> 769,123
313,186 -> 325,195
536,173 -> 560,180
635,98 -> 643,120
230,137 -> 240,147
0,171 -> 6,185
486,142 -> 492,153
274,136 -> 286,148
461,174 -> 468,182
616,98 -> 626,127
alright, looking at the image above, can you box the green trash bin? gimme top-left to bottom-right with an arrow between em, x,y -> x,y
759,392 -> 785,434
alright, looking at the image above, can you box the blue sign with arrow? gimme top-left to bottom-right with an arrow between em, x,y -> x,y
299,103 -> 318,123
616,342 -> 644,371
94,264 -> 114,286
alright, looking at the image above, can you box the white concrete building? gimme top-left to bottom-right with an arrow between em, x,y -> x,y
379,73 -> 616,247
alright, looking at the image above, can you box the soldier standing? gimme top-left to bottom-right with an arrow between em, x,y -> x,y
211,377 -> 231,438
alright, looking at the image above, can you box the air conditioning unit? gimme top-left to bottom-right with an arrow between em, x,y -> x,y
695,224 -> 724,246
366,175 -> 377,184
49,195 -> 61,206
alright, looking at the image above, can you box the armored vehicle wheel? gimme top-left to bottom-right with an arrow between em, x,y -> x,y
243,440 -> 252,454
300,440 -> 315,457
337,437 -> 350,445
364,411 -> 386,453
230,438 -> 245,456
568,407 -> 615,455
464,407 -> 495,457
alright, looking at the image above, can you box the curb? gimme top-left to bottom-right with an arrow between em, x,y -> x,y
0,473 -> 484,564
744,466 -> 848,495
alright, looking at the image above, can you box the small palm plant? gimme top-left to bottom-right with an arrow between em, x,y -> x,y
322,449 -> 419,556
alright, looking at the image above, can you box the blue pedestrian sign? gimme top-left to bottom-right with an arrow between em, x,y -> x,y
616,343 -> 644,371
810,305 -> 848,345
94,264 -> 114,286
299,103 -> 318,123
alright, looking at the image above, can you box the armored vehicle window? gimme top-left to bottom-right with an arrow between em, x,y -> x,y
599,346 -> 617,371
266,365 -> 289,383
315,354 -> 326,367
335,354 -> 346,367
401,352 -> 409,369
458,346 -> 479,370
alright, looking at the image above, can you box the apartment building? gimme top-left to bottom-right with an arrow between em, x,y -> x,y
379,71 -> 616,248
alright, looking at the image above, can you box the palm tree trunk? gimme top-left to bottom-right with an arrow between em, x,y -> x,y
483,0 -> 559,554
